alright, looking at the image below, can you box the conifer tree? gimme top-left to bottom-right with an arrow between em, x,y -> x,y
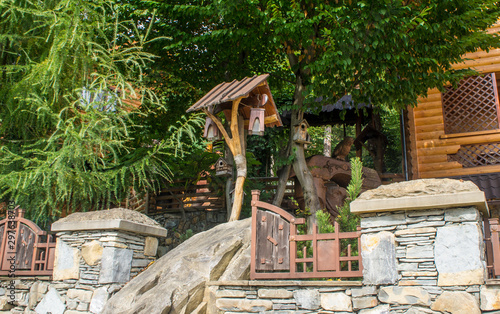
0,0 -> 207,224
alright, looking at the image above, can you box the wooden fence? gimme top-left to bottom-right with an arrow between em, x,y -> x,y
250,190 -> 362,280
486,218 -> 500,279
125,177 -> 296,215
0,208 -> 56,276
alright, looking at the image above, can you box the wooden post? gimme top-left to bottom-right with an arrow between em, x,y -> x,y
204,97 -> 247,221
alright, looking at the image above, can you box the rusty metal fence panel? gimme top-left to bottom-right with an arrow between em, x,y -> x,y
250,190 -> 363,280
0,208 -> 56,276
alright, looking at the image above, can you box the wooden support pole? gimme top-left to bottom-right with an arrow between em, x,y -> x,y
204,98 -> 247,221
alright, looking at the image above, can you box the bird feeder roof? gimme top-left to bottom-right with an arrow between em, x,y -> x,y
186,74 -> 282,128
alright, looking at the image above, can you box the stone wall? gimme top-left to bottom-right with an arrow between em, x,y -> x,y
150,210 -> 227,256
211,179 -> 500,313
211,281 -> 500,313
0,208 -> 166,314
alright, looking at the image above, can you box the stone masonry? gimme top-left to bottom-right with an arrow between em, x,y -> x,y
211,179 -> 500,313
151,210 -> 227,256
1,208 -> 166,314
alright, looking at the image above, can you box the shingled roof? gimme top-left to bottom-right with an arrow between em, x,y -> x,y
187,74 -> 282,128
187,74 -> 271,112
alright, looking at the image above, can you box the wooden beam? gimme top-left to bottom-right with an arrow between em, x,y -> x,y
416,130 -> 445,141
440,129 -> 500,139
453,55 -> 500,71
417,132 -> 500,149
418,161 -> 463,172
413,116 -> 444,126
413,108 -> 443,119
416,145 -> 461,156
242,114 -> 280,127
413,101 -> 443,111
415,124 -> 445,133
418,155 -> 448,164
420,164 -> 500,178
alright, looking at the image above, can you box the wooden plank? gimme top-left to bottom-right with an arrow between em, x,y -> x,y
418,155 -> 448,164
420,164 -> 500,178
418,133 -> 500,149
413,108 -> 443,119
416,145 -> 461,156
417,91 -> 441,102
243,114 -> 280,127
255,210 -> 275,271
413,101 -> 443,111
453,55 -> 500,70
440,129 -> 500,139
272,214 -> 290,271
418,161 -> 463,172
413,116 -> 444,126
416,130 -> 445,141
465,63 -> 500,74
415,124 -> 445,133
460,48 -> 500,60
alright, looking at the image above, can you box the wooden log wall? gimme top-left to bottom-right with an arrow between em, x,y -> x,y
408,37 -> 500,179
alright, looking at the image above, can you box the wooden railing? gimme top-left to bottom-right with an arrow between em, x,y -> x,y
146,180 -> 225,215
246,177 -> 296,198
0,208 -> 56,276
250,190 -> 362,280
139,177 -> 296,215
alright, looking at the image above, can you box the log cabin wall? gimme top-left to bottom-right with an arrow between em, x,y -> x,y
407,24 -> 500,183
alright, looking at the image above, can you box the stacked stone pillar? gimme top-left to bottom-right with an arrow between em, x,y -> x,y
351,178 -> 489,313
34,208 -> 167,314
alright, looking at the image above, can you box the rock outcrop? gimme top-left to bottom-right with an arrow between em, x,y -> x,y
101,218 -> 251,314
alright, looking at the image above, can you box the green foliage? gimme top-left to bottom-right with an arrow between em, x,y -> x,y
0,0 -> 213,224
316,210 -> 335,234
337,157 -> 363,232
180,229 -> 194,242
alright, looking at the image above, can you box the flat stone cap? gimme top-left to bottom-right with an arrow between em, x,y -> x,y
351,179 -> 488,215
52,208 -> 167,237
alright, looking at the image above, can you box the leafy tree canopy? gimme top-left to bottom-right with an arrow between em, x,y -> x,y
145,0 -> 500,110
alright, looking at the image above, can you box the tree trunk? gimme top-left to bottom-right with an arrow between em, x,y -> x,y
324,126 -> 332,157
225,140 -> 234,220
229,153 -> 246,221
204,97 -> 246,221
291,109 -> 321,232
285,53 -> 322,231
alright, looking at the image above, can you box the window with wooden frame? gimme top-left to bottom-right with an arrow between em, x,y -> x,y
442,73 -> 500,135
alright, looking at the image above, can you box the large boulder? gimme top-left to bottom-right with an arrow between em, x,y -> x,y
101,218 -> 251,314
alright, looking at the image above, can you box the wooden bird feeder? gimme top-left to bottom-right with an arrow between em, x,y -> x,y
248,108 -> 265,136
203,117 -> 222,141
215,157 -> 233,177
186,74 -> 282,222
293,119 -> 312,145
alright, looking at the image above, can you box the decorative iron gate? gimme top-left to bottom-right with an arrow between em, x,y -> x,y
250,190 -> 363,280
0,208 -> 56,276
